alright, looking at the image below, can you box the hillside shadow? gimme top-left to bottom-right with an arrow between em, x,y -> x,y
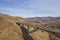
20,27 -> 33,40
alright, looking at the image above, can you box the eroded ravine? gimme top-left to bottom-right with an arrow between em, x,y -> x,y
16,22 -> 60,40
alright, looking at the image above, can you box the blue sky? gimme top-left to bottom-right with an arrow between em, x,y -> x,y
0,0 -> 60,18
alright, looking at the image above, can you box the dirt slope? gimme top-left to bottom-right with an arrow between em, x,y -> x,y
0,14 -> 24,40
31,30 -> 49,40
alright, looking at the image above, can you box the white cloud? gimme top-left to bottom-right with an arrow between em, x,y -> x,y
0,7 -> 36,17
0,0 -> 60,17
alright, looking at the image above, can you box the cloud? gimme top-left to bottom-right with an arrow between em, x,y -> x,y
0,0 -> 60,17
0,7 -> 37,17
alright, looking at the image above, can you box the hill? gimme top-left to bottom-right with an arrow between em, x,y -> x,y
25,17 -> 60,20
25,17 -> 60,29
0,14 -> 60,40
0,14 -> 24,40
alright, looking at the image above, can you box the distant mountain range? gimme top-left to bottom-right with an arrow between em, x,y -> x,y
25,17 -> 60,20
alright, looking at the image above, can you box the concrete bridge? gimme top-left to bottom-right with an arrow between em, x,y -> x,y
16,22 -> 60,34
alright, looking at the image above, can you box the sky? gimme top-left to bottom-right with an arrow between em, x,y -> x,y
0,0 -> 60,18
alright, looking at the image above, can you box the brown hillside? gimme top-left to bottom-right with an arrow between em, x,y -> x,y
0,14 -> 60,40
0,14 -> 24,40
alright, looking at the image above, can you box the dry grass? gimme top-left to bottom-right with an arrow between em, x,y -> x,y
31,30 -> 49,40
0,14 -> 24,40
